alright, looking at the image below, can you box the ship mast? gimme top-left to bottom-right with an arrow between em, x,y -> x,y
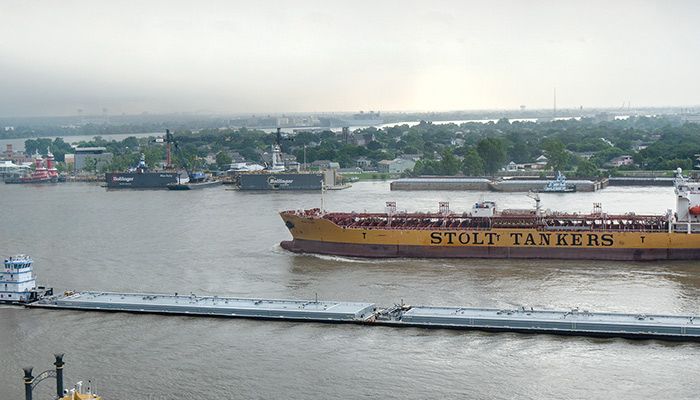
527,191 -> 541,217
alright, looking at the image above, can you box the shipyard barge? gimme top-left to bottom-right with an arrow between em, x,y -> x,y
280,169 -> 700,260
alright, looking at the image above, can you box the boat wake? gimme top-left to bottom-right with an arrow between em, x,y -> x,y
271,243 -> 406,264
305,253 -> 379,264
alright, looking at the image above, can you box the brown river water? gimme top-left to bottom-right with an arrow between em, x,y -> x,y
1,181 -> 698,399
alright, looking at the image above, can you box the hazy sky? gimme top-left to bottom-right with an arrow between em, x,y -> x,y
1,0 -> 699,116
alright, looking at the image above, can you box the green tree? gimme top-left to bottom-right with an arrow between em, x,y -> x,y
413,159 -> 441,175
440,148 -> 460,175
83,157 -> 98,172
575,159 -> 598,177
215,151 -> 232,170
542,138 -> 570,171
461,148 -> 485,175
476,138 -> 506,174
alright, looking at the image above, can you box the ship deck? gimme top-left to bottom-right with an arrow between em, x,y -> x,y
286,210 -> 671,231
391,306 -> 700,339
30,291 -> 376,321
26,291 -> 700,342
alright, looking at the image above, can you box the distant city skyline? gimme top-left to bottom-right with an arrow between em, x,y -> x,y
1,0 -> 699,117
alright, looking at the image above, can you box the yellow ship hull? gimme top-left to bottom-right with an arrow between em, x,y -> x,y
280,213 -> 700,260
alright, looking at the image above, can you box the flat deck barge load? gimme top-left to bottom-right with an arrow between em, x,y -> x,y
29,291 -> 376,322
25,291 -> 700,342
280,169 -> 700,260
383,306 -> 699,341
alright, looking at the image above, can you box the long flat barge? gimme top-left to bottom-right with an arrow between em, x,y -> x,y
27,291 -> 700,342
28,291 -> 376,322
380,305 -> 700,341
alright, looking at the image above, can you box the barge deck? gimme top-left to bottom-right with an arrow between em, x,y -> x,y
27,291 -> 700,342
28,291 -> 376,322
379,305 -> 699,341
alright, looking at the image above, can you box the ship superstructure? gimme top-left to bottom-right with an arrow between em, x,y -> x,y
541,171 -> 576,192
1,255 -> 51,303
279,169 -> 700,260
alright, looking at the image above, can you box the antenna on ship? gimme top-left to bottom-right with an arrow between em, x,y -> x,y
527,191 -> 541,216
320,178 -> 325,213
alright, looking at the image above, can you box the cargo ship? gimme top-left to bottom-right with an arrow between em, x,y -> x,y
280,169 -> 700,261
105,153 -> 178,189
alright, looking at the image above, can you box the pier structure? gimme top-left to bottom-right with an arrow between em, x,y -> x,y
390,177 -> 607,192
28,291 -> 700,342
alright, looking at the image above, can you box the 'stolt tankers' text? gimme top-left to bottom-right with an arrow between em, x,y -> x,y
430,231 -> 615,247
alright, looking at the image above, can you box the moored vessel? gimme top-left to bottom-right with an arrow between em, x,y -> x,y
105,153 -> 178,189
540,171 -> 576,192
279,169 -> 700,261
4,149 -> 60,184
233,128 -> 338,191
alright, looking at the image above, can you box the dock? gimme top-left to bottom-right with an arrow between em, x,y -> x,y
608,177 -> 675,186
27,291 -> 700,342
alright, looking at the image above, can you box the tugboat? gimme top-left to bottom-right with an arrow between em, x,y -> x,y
4,149 -> 60,184
167,171 -> 221,190
541,171 -> 576,192
0,254 -> 53,304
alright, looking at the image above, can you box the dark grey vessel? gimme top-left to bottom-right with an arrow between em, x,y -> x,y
105,172 -> 178,189
238,173 -> 324,190
105,153 -> 178,189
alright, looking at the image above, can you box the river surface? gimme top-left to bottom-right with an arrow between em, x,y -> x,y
1,182 -> 698,399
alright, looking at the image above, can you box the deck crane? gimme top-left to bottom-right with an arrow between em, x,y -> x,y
165,129 -> 206,184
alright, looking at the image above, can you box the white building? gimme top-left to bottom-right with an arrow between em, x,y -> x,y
607,155 -> 634,167
377,158 -> 417,173
0,160 -> 30,176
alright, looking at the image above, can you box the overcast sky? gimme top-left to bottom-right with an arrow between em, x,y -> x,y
1,0 -> 699,116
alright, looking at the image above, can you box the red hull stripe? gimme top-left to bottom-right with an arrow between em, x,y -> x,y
280,239 -> 700,261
